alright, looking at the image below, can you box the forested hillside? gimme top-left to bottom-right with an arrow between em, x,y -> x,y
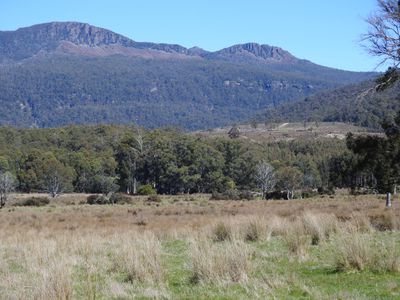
259,78 -> 400,129
0,22 -> 376,130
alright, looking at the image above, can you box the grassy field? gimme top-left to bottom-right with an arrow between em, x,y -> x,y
1,193 -> 400,299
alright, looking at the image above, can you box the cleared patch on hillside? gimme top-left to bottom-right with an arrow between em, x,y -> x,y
195,122 -> 382,143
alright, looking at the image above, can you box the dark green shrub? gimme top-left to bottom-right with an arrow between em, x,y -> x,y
138,184 -> 157,195
14,197 -> 50,207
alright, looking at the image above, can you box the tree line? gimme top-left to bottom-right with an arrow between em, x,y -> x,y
0,124 -> 362,201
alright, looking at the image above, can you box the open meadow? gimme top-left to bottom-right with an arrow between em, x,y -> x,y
1,193 -> 400,299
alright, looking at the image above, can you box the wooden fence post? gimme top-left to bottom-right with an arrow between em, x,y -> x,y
386,192 -> 392,208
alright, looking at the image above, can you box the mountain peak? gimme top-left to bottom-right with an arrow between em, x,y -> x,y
23,21 -> 134,47
211,42 -> 297,63
0,21 -> 139,61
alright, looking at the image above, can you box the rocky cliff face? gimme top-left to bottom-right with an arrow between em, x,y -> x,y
29,22 -> 134,47
209,43 -> 297,63
0,22 -> 134,61
0,22 -> 302,63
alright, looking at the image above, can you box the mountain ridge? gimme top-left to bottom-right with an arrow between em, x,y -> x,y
0,22 -> 350,68
0,21 -> 378,130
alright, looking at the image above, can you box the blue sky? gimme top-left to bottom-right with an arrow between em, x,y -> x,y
0,0 -> 382,71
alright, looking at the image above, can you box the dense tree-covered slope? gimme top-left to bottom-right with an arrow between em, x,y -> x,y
0,22 -> 377,130
258,78 -> 400,129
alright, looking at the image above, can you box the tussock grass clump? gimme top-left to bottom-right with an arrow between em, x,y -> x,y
269,216 -> 291,237
243,219 -> 270,242
372,239 -> 400,273
32,258 -> 74,300
189,238 -> 250,284
349,213 -> 373,233
46,261 -> 74,300
334,232 -> 371,271
301,213 -> 339,245
111,233 -> 164,284
371,210 -> 400,231
334,230 -> 400,273
282,220 -> 309,258
212,222 -> 232,242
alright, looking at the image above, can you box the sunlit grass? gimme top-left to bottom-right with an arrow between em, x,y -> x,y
0,194 -> 400,299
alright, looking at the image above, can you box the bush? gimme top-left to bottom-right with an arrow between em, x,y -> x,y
109,193 -> 131,204
14,197 -> 50,207
239,190 -> 254,200
301,189 -> 319,199
265,191 -> 287,200
318,186 -> 335,195
147,195 -> 161,203
86,195 -> 110,205
138,184 -> 157,195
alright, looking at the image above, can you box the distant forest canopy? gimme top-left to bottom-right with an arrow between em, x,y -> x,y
0,124 -> 384,198
258,76 -> 400,130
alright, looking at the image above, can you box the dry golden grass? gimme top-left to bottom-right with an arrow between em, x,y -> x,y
0,192 -> 399,298
282,219 -> 309,259
301,212 -> 339,245
110,232 -> 164,284
188,237 -> 251,284
333,226 -> 400,273
2,192 -> 399,236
